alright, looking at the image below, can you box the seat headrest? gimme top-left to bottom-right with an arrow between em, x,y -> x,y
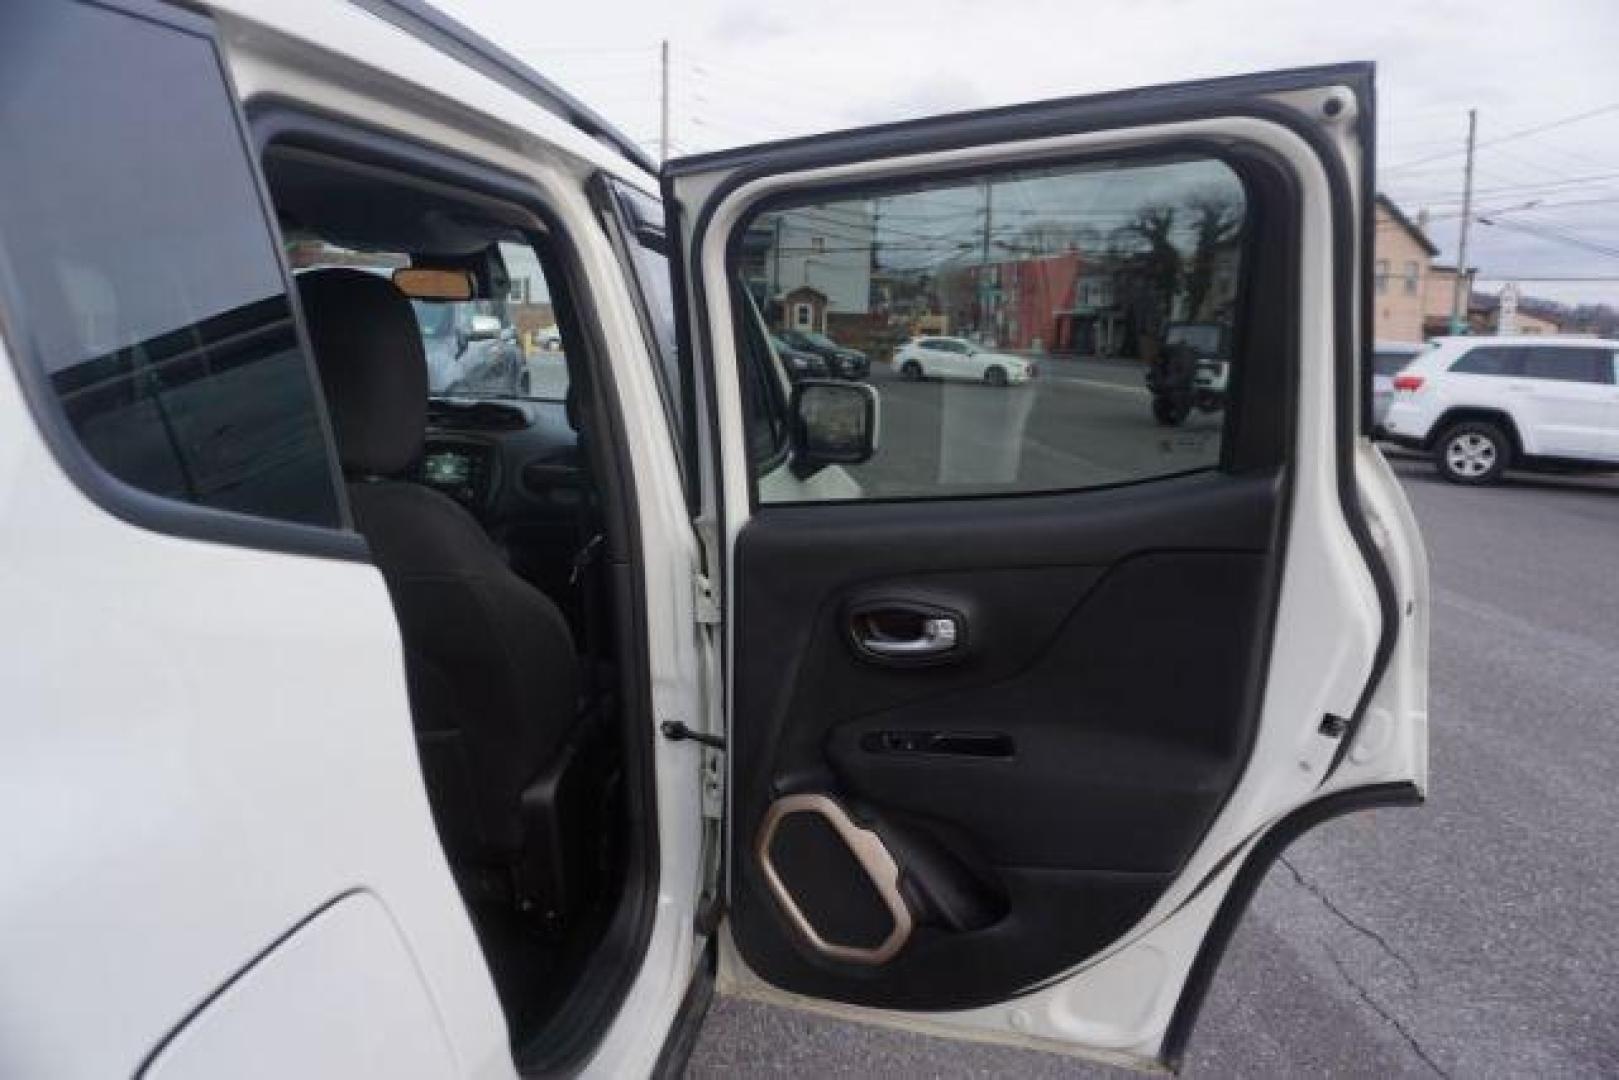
297,268 -> 428,477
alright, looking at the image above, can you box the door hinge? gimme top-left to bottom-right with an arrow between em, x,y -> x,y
693,571 -> 720,626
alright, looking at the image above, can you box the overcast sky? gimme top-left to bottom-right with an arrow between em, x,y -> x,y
441,0 -> 1619,306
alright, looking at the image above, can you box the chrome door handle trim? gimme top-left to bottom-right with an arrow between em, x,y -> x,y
860,616 -> 958,656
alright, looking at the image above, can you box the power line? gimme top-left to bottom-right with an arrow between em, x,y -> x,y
1383,102 -> 1619,173
1476,215 -> 1619,262
1471,274 -> 1619,282
1387,170 -> 1619,204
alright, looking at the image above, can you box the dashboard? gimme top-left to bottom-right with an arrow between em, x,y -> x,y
414,397 -> 585,521
419,442 -> 492,506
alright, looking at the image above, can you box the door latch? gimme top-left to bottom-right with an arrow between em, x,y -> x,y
693,571 -> 720,626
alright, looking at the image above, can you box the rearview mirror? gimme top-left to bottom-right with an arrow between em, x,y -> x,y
789,380 -> 879,478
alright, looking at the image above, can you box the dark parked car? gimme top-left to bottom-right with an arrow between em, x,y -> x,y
771,335 -> 832,381
779,328 -> 869,379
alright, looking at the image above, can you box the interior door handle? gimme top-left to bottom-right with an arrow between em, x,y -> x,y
858,615 -> 959,657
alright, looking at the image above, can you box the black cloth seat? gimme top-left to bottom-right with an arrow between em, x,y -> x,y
298,268 -> 581,910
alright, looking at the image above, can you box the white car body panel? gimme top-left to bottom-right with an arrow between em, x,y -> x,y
0,337 -> 511,1079
1,3 -> 708,1078
143,893 -> 459,1080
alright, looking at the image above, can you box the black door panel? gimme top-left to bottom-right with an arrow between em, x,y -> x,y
730,470 -> 1284,1008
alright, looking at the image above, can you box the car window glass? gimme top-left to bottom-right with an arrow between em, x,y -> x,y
285,241 -> 566,401
1522,346 -> 1614,385
1450,346 -> 1521,377
1373,350 -> 1417,377
0,0 -> 340,528
730,153 -> 1245,503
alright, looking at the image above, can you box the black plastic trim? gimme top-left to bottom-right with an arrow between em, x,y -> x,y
1159,781 -> 1422,1071
244,105 -> 663,1074
344,0 -> 656,175
0,0 -> 367,564
650,937 -> 718,1080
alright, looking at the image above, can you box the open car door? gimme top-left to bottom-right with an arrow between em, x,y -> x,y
665,63 -> 1428,1070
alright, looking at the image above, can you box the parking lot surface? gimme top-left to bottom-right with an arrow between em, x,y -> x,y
688,438 -> 1619,1077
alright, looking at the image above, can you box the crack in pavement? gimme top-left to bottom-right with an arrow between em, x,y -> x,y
1280,855 -> 1420,988
1326,947 -> 1451,1079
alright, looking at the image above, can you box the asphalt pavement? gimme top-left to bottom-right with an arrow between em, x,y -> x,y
845,357 -> 1220,497
688,423 -> 1619,1077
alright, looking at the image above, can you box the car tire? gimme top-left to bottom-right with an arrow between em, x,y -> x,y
901,360 -> 923,380
1434,420 -> 1509,485
984,366 -> 1009,387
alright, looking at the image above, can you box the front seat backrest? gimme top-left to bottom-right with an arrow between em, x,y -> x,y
296,268 -> 579,890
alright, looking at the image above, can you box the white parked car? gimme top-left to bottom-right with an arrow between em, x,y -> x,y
1381,335 -> 1619,483
894,336 -> 1036,385
1370,340 -> 1428,430
0,6 -> 1427,1077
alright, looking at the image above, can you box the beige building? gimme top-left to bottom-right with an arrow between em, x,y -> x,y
1422,264 -> 1478,337
1503,308 -> 1562,335
1373,195 -> 1439,343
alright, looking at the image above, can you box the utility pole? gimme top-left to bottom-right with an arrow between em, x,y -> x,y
979,180 -> 993,340
659,40 -> 670,164
1450,108 -> 1477,334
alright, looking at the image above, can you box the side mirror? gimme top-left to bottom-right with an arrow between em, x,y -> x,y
789,380 -> 879,478
467,313 -> 502,342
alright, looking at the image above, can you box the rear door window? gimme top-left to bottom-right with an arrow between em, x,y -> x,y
1521,346 -> 1615,385
1372,350 -> 1418,377
1449,347 -> 1522,378
0,0 -> 342,530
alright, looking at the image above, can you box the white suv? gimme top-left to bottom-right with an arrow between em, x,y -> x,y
1381,336 -> 1619,484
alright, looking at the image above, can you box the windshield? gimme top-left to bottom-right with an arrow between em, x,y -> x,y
799,331 -> 838,350
411,301 -> 455,338
286,240 -> 568,403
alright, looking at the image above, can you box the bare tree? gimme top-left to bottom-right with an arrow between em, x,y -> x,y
1117,204 -> 1183,348
1183,193 -> 1243,321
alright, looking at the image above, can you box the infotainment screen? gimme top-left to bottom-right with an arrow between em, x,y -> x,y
422,452 -> 471,487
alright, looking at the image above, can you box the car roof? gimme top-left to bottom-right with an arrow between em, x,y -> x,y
203,0 -> 657,188
1427,334 -> 1619,348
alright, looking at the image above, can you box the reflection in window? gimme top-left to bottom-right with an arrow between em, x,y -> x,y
0,0 -> 339,527
734,155 -> 1247,503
